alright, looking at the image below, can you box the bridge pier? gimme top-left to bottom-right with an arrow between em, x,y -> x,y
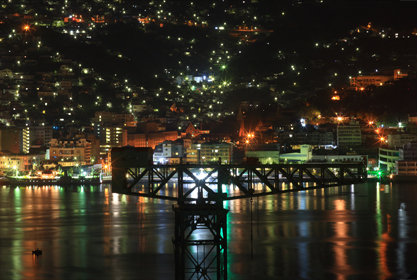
173,202 -> 228,280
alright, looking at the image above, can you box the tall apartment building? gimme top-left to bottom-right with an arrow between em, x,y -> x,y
0,126 -> 29,154
337,120 -> 362,147
49,138 -> 92,166
19,126 -> 53,148
99,126 -> 128,156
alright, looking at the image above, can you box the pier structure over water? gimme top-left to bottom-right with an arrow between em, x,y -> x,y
111,147 -> 367,280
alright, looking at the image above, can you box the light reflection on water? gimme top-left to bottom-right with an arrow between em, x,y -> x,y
0,182 -> 416,279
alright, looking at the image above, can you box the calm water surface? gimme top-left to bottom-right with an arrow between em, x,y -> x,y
0,182 -> 416,280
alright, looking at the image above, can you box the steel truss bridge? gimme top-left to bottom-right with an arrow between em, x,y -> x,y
111,147 -> 367,280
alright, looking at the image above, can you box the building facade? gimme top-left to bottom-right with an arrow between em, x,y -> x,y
0,126 -> 29,154
153,140 -> 184,164
387,133 -> 417,149
378,147 -> 399,173
199,142 -> 233,164
396,142 -> 417,176
49,138 -> 92,166
337,120 -> 362,147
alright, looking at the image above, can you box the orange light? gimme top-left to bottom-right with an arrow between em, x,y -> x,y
360,87 -> 365,91
246,140 -> 249,144
23,25 -> 29,31
375,129 -> 380,134
380,137 -> 385,141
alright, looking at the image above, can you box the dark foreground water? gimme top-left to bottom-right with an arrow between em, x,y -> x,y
0,182 -> 416,280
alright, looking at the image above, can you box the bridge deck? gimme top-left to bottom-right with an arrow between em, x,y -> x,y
111,163 -> 367,202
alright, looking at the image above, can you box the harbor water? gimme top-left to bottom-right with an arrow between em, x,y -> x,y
0,181 -> 416,280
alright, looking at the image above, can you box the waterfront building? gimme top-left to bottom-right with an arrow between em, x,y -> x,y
378,147 -> 400,173
396,142 -> 417,176
49,138 -> 92,166
0,152 -> 45,175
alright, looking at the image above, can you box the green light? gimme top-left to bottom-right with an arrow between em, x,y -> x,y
221,65 -> 226,69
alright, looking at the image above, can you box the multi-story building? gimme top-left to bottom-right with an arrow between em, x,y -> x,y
49,138 -> 92,166
396,142 -> 417,176
100,126 -> 128,146
378,147 -> 399,173
387,133 -> 417,149
199,142 -> 233,164
99,126 -> 128,157
18,126 -> 53,148
309,131 -> 335,148
185,143 -> 200,164
153,140 -> 184,164
337,119 -> 362,147
0,126 -> 29,154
